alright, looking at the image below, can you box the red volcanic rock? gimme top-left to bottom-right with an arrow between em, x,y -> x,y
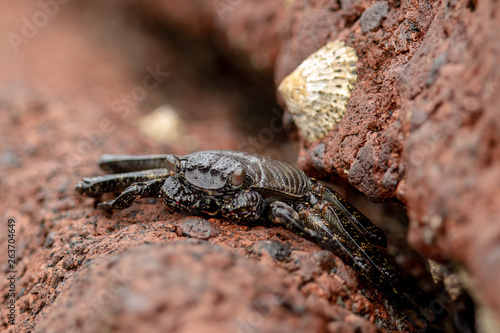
176,217 -> 218,240
128,0 -> 500,327
1,0 -> 497,331
283,0 -> 500,327
0,94 -> 412,332
33,241 -> 377,333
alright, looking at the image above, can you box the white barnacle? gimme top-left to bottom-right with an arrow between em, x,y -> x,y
278,40 -> 358,142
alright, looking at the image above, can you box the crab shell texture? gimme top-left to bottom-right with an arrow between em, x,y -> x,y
173,150 -> 311,200
278,40 -> 358,143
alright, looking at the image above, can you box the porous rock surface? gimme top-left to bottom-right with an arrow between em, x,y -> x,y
33,240 -> 373,333
0,95 -> 398,333
282,0 -> 500,326
114,0 -> 500,327
0,0 -> 496,332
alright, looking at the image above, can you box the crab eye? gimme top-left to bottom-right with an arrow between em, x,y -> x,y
231,168 -> 246,187
166,155 -> 178,173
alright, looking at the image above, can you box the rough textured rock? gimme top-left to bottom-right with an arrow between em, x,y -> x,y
0,82 -> 418,332
33,241 -> 375,333
121,0 -> 499,330
400,0 -> 500,322
0,95 -> 404,333
279,1 -> 500,330
1,0 -> 495,331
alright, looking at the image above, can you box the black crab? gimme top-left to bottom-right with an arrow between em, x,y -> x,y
76,150 -> 414,297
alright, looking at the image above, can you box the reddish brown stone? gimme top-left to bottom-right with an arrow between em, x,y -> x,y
273,0 -> 499,327
0,88 -> 408,332
128,0 -> 497,328
176,217 -> 218,240
2,0 -> 496,331
33,241 -> 374,333
0,89 -> 422,332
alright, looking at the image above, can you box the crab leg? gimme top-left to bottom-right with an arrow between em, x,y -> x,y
313,183 -> 387,247
98,178 -> 165,210
98,154 -> 172,173
268,201 -> 364,270
268,201 -> 428,326
319,201 -> 405,287
75,169 -> 171,196
313,190 -> 426,299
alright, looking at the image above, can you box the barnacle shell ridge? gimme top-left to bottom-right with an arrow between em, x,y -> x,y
278,40 -> 358,142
